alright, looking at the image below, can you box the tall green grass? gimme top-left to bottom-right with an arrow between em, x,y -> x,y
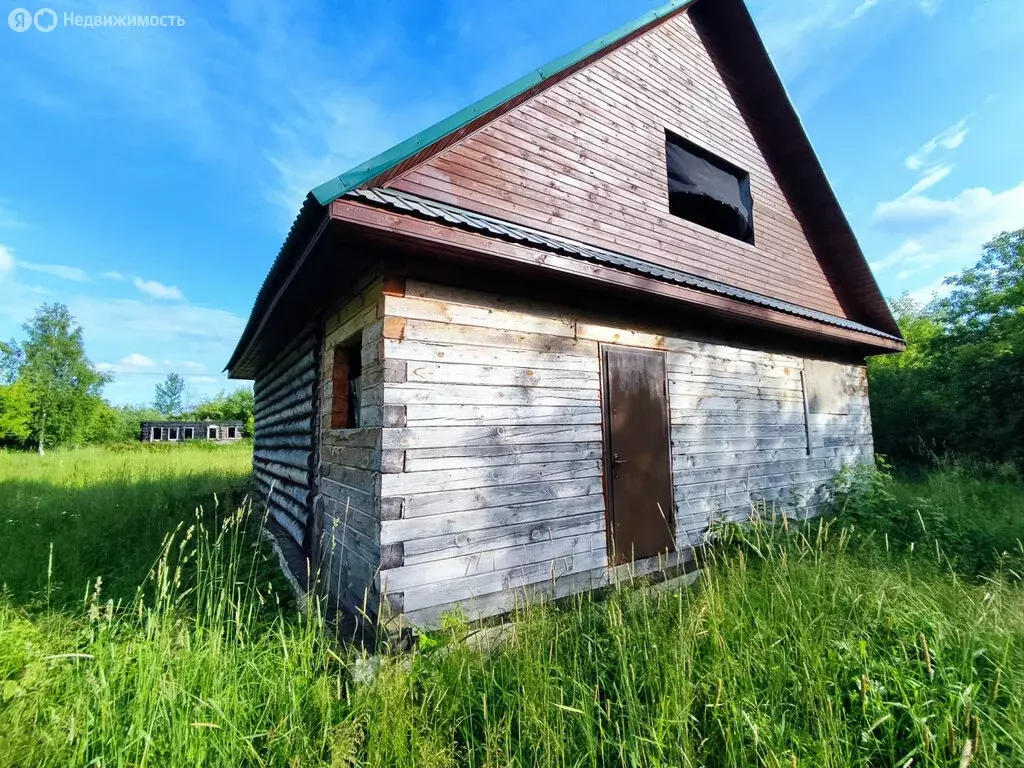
1,449 -> 1023,766
0,442 -> 252,606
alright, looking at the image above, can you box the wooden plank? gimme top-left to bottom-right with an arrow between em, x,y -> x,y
319,476 -> 377,506
403,404 -> 602,427
400,318 -> 596,355
321,497 -> 379,543
384,382 -> 600,407
403,442 -> 603,472
671,435 -> 811,454
671,423 -> 807,440
384,294 -> 577,337
402,512 -> 606,565
381,532 -> 606,592
676,447 -> 812,469
668,380 -> 804,401
394,549 -> 609,612
403,360 -> 598,391
382,425 -> 603,450
400,477 -> 605,518
381,493 -> 606,543
669,396 -> 806,414
320,429 -> 382,449
673,456 -> 850,487
671,410 -> 807,428
381,458 -> 602,495
384,338 -> 600,372
320,445 -> 381,471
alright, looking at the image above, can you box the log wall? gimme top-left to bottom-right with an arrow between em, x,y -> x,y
313,279 -> 389,618
253,326 -> 320,551
376,280 -> 873,626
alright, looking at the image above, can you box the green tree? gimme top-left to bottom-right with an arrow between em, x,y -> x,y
189,387 -> 255,436
0,379 -> 34,447
868,229 -> 1024,465
0,304 -> 111,454
154,372 -> 186,417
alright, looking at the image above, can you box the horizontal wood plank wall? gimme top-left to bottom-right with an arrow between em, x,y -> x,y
389,11 -> 847,318
314,280 -> 387,618
378,281 -> 872,627
669,351 -> 872,549
253,326 -> 319,551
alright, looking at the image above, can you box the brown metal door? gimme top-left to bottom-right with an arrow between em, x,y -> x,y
601,345 -> 675,564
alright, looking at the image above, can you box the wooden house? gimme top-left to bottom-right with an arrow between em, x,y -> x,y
227,0 -> 904,628
141,420 -> 245,443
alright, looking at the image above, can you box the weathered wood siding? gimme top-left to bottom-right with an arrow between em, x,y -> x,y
253,327 -> 319,550
388,10 -> 847,318
377,280 -> 872,626
313,280 -> 388,617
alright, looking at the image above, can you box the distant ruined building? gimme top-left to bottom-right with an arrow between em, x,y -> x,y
139,421 -> 245,443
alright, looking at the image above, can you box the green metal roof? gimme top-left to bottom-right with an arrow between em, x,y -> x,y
310,0 -> 697,206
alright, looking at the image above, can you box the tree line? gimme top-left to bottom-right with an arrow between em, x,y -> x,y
0,304 -> 253,453
868,229 -> 1023,466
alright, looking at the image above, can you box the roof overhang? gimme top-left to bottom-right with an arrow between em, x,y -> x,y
328,191 -> 904,354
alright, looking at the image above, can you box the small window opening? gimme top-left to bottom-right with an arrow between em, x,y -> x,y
183,427 -> 194,440
152,427 -> 163,441
169,427 -> 179,441
207,426 -> 217,440
665,131 -> 754,244
227,426 -> 237,439
331,337 -> 363,429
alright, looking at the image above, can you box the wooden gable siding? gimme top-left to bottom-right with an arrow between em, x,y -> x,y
388,11 -> 846,318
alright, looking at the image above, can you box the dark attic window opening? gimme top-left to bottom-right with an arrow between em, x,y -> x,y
331,337 -> 363,429
665,130 -> 754,245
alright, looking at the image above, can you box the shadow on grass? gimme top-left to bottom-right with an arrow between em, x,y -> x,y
0,473 -> 252,610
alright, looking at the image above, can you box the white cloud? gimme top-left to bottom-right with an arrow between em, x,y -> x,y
905,119 -> 969,171
98,353 -> 157,373
871,182 -> 1024,279
103,271 -> 125,281
133,277 -> 185,301
902,164 -> 952,198
0,244 -> 14,278
835,0 -> 881,27
15,261 -> 90,282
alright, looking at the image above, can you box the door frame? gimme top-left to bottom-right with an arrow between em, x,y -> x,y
598,342 -> 677,565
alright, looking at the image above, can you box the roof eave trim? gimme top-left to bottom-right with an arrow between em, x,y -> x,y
330,193 -> 905,352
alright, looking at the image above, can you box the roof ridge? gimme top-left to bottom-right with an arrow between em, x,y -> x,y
310,0 -> 697,206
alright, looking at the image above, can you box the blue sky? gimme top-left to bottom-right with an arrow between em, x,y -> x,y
1,0 -> 1021,405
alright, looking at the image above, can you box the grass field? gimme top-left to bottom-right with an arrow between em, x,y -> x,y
1,446 -> 1024,767
0,442 -> 253,607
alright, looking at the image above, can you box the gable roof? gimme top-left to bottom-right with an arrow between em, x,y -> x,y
227,0 -> 901,376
